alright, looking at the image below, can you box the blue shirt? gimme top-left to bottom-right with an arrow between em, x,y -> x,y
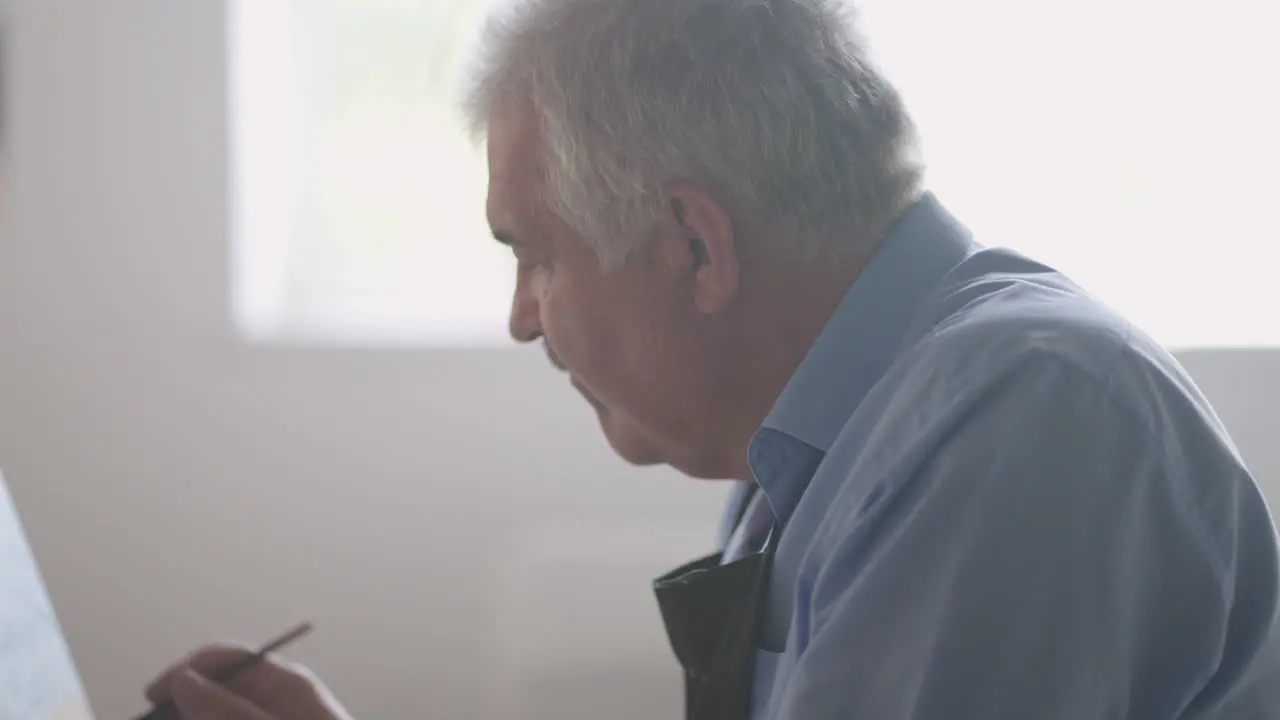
739,193 -> 1280,718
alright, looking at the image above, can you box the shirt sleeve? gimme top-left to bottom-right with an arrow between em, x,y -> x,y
770,355 -> 1280,719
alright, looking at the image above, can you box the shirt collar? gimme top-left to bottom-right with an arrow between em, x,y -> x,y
748,193 -> 977,523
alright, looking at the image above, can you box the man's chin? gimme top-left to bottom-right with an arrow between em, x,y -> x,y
606,436 -> 666,467
570,376 -> 602,409
600,411 -> 735,479
569,380 -> 681,469
594,410 -> 667,467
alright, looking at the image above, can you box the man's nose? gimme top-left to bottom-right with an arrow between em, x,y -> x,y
508,286 -> 543,344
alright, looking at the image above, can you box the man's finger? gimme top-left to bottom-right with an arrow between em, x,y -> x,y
145,645 -> 256,704
170,667 -> 273,719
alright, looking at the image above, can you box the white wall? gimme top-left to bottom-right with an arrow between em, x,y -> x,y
0,1 -> 1276,718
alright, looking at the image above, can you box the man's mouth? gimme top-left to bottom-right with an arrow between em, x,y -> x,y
544,342 -> 568,373
545,342 -> 600,408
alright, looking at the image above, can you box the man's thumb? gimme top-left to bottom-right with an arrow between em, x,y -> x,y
171,667 -> 272,719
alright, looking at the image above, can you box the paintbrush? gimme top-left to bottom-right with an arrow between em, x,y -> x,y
132,621 -> 314,720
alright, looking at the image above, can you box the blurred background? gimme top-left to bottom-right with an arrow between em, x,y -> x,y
0,0 -> 1276,717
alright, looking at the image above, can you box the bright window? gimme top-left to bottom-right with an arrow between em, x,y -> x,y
230,0 -> 509,345
230,0 -> 1279,349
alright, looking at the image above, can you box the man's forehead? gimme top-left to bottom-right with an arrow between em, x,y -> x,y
485,105 -> 543,224
486,103 -> 541,181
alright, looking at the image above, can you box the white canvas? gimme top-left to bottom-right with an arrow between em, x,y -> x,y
0,472 -> 93,720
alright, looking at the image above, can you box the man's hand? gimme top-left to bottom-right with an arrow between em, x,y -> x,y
144,644 -> 354,720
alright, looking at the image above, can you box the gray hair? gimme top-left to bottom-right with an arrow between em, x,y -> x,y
463,0 -> 923,269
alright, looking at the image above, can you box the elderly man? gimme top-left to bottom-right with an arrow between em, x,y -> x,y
144,0 -> 1280,718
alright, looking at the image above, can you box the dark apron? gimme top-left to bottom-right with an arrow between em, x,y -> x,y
653,483 -> 774,720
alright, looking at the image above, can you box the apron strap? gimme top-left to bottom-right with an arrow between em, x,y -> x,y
691,527 -> 778,719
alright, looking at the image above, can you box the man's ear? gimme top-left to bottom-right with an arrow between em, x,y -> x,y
663,182 -> 739,314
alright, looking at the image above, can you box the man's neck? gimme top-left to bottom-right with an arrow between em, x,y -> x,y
710,253 -> 867,479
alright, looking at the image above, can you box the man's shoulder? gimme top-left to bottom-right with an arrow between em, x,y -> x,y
807,245 -> 1249,531
911,247 -> 1139,386
889,246 -> 1222,442
792,249 -> 1280,713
